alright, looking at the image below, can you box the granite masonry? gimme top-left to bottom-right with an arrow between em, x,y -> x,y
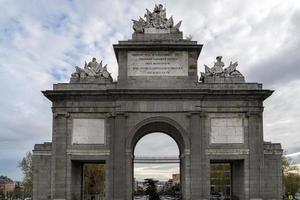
33,5 -> 283,200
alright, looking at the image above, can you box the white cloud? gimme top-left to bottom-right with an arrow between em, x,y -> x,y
134,133 -> 179,157
264,80 -> 300,151
134,163 -> 179,182
287,152 -> 300,157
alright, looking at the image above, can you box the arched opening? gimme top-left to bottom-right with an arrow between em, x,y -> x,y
133,132 -> 181,200
126,117 -> 190,199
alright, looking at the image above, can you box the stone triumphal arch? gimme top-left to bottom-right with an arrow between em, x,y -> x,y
33,5 -> 283,200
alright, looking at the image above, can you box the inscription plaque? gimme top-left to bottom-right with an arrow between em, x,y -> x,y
72,119 -> 105,144
210,118 -> 244,144
127,51 -> 188,76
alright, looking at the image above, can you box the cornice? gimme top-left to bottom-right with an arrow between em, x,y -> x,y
43,88 -> 273,102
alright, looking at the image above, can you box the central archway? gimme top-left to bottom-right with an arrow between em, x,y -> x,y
125,117 -> 191,200
134,132 -> 180,199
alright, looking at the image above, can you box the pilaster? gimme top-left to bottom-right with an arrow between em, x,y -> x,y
247,111 -> 263,200
188,111 -> 208,200
51,112 -> 69,200
112,112 -> 128,200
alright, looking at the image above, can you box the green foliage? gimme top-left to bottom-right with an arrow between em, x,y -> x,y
134,186 -> 145,196
284,173 -> 300,196
283,155 -> 299,174
83,164 -> 106,197
163,182 -> 180,196
282,155 -> 300,196
210,163 -> 231,196
13,182 -> 23,199
19,151 -> 33,197
0,187 -> 4,199
143,178 -> 160,200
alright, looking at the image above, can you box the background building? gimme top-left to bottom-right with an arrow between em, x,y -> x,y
0,176 -> 15,198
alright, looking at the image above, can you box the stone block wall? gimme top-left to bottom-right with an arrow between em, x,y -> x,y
33,143 -> 52,200
262,142 -> 283,200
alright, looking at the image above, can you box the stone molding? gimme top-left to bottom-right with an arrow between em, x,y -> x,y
110,111 -> 129,118
53,111 -> 70,118
43,89 -> 273,102
186,111 -> 206,118
263,149 -> 283,155
126,116 -> 190,152
263,142 -> 283,155
184,149 -> 190,155
205,148 -> 249,155
246,111 -> 262,118
32,151 -> 52,156
66,149 -> 110,156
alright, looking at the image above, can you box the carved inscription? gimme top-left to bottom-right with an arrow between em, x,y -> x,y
127,51 -> 188,76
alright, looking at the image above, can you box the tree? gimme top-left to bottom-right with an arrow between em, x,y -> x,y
143,178 -> 160,200
282,155 -> 300,196
19,152 -> 33,198
0,186 -> 4,199
13,182 -> 23,199
163,181 -> 180,197
83,164 -> 106,198
284,173 -> 300,196
282,156 -> 299,174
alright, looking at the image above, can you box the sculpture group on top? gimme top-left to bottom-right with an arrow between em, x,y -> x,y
200,56 -> 244,81
71,57 -> 112,82
132,4 -> 182,33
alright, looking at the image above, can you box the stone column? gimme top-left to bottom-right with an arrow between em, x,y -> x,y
200,113 -> 209,200
125,150 -> 133,200
107,116 -> 115,200
51,112 -> 69,200
181,149 -> 191,200
112,112 -> 127,200
188,112 -> 208,200
247,111 -> 263,200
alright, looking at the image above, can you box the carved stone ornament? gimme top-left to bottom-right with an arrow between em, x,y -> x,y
132,4 -> 182,33
70,57 -> 113,83
200,56 -> 244,81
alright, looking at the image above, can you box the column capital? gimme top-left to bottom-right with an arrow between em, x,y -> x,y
246,111 -> 262,118
109,111 -> 129,118
53,112 -> 70,118
186,111 -> 206,118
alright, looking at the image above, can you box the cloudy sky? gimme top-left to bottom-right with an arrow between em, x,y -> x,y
134,133 -> 180,181
0,0 -> 300,181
